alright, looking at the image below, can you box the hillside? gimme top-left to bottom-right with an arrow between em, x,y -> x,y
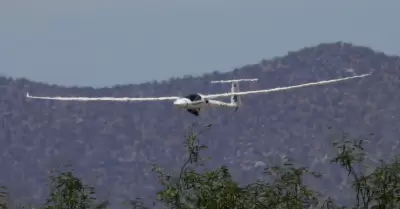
1,42 -> 399,206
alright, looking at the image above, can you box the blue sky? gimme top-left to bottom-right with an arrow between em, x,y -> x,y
0,0 -> 399,87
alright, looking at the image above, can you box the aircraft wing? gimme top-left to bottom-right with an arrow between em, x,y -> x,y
203,73 -> 370,99
26,92 -> 180,101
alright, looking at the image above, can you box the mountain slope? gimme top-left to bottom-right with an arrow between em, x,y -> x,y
1,42 -> 399,206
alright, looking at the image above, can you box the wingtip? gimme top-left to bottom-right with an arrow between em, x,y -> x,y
26,92 -> 30,97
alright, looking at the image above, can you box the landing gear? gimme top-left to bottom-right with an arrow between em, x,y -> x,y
187,108 -> 200,116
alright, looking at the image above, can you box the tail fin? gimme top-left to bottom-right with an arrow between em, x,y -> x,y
210,78 -> 257,111
231,81 -> 240,110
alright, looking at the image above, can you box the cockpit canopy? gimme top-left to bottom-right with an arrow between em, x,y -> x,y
184,93 -> 202,101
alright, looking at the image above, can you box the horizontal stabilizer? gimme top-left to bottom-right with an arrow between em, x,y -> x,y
211,78 -> 258,83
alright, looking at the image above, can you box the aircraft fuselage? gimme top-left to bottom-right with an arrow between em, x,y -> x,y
173,93 -> 237,116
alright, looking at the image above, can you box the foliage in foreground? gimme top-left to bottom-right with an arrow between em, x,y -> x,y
1,123 -> 400,209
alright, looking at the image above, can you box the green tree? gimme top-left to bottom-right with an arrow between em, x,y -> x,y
43,164 -> 108,209
0,186 -> 8,209
151,122 -> 250,209
150,123 -> 336,209
244,160 -> 329,209
330,133 -> 400,209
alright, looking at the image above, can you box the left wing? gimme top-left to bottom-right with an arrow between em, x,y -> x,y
26,92 -> 180,101
203,73 -> 370,99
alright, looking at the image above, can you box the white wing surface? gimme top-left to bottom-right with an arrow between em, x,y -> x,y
204,73 -> 370,99
26,92 -> 180,101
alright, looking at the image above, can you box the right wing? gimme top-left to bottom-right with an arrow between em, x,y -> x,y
26,92 -> 180,102
204,73 -> 371,99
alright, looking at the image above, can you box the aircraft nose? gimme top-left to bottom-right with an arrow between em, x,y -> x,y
173,99 -> 187,108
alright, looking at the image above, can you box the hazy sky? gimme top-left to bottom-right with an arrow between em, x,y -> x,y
1,0 -> 399,87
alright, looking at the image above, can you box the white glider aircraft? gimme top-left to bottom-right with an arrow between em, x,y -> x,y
26,74 -> 370,116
